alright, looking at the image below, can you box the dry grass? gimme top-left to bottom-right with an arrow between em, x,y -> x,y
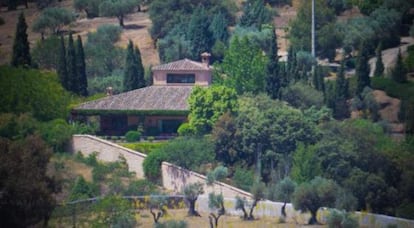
50,208 -> 327,228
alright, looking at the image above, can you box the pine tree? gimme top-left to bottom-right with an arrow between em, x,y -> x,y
391,49 -> 407,83
76,35 -> 88,96
374,42 -> 384,77
123,40 -> 140,92
266,26 -> 280,99
57,35 -> 69,90
67,33 -> 78,94
11,13 -> 31,67
356,42 -> 371,96
334,60 -> 350,119
134,45 -> 146,89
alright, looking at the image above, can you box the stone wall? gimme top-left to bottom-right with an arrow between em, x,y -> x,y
161,161 -> 252,199
71,135 -> 414,227
196,196 -> 414,227
71,135 -> 147,178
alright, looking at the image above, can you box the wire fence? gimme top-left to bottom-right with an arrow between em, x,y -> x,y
50,195 -> 187,227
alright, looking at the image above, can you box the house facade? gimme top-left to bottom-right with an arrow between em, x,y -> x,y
73,54 -> 212,136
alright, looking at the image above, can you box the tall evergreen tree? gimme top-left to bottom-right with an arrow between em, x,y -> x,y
11,13 -> 31,67
209,12 -> 229,43
265,26 -> 280,99
374,42 -> 384,77
76,35 -> 88,96
57,35 -> 69,90
66,33 -> 78,94
286,47 -> 297,83
356,42 -> 371,96
123,40 -> 140,92
391,49 -> 407,83
312,65 -> 325,92
239,0 -> 272,28
334,60 -> 350,119
187,6 -> 213,61
134,45 -> 146,89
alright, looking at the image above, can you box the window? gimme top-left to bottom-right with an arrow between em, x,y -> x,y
167,73 -> 195,84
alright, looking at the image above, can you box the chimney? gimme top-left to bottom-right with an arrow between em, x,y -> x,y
106,87 -> 113,96
201,52 -> 211,67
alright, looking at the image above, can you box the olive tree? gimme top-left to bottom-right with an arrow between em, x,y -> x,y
292,177 -> 339,224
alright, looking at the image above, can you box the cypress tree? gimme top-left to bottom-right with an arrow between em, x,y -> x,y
11,13 -> 31,67
286,47 -> 297,83
356,42 -> 371,96
209,12 -> 229,43
123,40 -> 140,92
391,49 -> 407,83
76,35 -> 88,96
374,42 -> 384,77
334,60 -> 350,119
134,45 -> 146,89
266,26 -> 280,99
187,6 -> 213,61
313,65 -> 325,92
67,33 -> 78,94
57,35 -> 69,90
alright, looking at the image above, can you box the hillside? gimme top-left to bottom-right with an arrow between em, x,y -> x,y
0,0 -> 159,67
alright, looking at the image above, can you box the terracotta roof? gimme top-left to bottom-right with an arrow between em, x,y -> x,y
152,59 -> 211,71
74,86 -> 193,113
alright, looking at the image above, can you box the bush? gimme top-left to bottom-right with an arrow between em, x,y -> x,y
232,166 -> 254,192
326,209 -> 359,228
32,36 -> 60,70
125,130 -> 141,142
143,149 -> 169,182
88,72 -> 123,95
154,220 -> 188,228
0,17 -> 5,25
120,141 -> 167,154
177,123 -> 194,136
124,179 -> 157,196
85,24 -> 124,78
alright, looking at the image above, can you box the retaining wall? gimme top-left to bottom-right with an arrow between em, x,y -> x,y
71,135 -> 414,227
71,135 -> 147,178
161,161 -> 252,199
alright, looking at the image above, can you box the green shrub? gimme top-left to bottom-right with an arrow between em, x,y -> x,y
125,130 -> 141,142
143,149 -> 169,182
92,164 -> 110,182
147,136 -> 155,142
32,35 -> 60,70
372,77 -> 414,102
232,166 -> 254,192
69,176 -> 99,201
154,220 -> 188,228
120,141 -> 167,154
124,179 -> 157,196
177,123 -> 194,136
326,209 -> 359,228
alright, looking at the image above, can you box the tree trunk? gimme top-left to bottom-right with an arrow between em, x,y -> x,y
118,15 -> 124,27
281,201 -> 287,218
248,199 -> 258,220
308,210 -> 318,225
188,199 -> 201,217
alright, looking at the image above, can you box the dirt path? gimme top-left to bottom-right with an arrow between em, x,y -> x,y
369,37 -> 414,76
